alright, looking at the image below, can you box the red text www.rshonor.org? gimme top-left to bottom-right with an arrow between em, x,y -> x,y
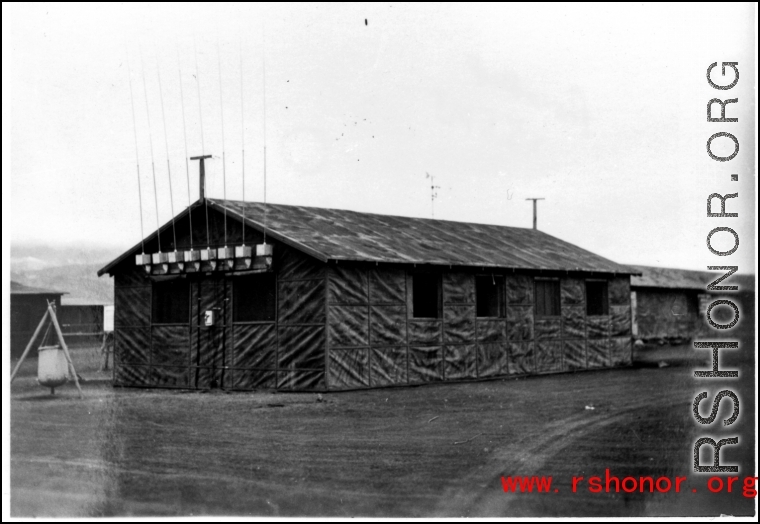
501,471 -> 759,498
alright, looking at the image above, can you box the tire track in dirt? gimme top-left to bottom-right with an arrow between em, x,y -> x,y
11,455 -> 420,509
434,399 -> 682,517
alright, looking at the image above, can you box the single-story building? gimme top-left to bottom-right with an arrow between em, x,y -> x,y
10,281 -> 66,359
630,265 -> 755,343
59,298 -> 115,346
97,199 -> 638,391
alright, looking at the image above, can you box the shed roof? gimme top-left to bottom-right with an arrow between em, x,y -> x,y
11,280 -> 67,296
61,297 -> 113,306
630,265 -> 755,291
98,199 -> 639,276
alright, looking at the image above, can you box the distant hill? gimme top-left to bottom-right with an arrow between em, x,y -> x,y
12,263 -> 115,304
11,242 -> 122,270
11,242 -> 122,304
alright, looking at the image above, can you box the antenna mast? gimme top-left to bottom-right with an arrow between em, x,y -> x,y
194,37 -> 211,249
426,172 -> 440,219
217,38 -> 228,249
178,47 -> 194,250
262,24 -> 268,244
140,46 -> 162,253
126,50 -> 145,254
525,197 -> 545,230
156,53 -> 178,251
240,40 -> 246,245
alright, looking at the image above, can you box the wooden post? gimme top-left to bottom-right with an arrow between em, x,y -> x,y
47,301 -> 84,399
99,332 -> 112,372
525,197 -> 545,230
190,155 -> 213,200
10,309 -> 50,383
99,332 -> 108,371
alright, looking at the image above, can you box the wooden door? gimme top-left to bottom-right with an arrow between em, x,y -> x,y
192,275 -> 231,389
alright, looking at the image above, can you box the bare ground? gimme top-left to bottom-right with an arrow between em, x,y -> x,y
10,339 -> 756,518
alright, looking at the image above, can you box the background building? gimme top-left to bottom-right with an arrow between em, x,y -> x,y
630,265 -> 755,343
10,281 -> 66,359
58,298 -> 114,346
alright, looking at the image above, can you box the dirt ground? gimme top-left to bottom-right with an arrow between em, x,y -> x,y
10,338 -> 757,518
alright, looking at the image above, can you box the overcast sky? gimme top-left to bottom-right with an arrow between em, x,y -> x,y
4,3 -> 757,272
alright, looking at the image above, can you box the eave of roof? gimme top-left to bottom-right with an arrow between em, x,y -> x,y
10,281 -> 67,296
96,200 -> 329,276
61,297 -> 114,306
630,265 -> 729,291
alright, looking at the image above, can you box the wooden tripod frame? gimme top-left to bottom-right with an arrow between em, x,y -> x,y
10,301 -> 84,398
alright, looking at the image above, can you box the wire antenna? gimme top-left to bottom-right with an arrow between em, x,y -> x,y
262,26 -> 268,244
217,38 -> 228,247
126,49 -> 146,254
194,37 -> 211,248
156,50 -> 178,251
177,46 -> 193,250
140,46 -> 161,252
425,172 -> 441,219
240,40 -> 246,244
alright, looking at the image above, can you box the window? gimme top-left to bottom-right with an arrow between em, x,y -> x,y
586,280 -> 609,316
534,279 -> 560,317
412,273 -> 441,318
476,275 -> 505,318
233,274 -> 276,322
152,279 -> 190,324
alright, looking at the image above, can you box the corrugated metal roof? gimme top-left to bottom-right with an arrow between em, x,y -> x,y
215,200 -> 636,273
98,199 -> 639,276
630,265 -> 756,291
11,280 -> 67,296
